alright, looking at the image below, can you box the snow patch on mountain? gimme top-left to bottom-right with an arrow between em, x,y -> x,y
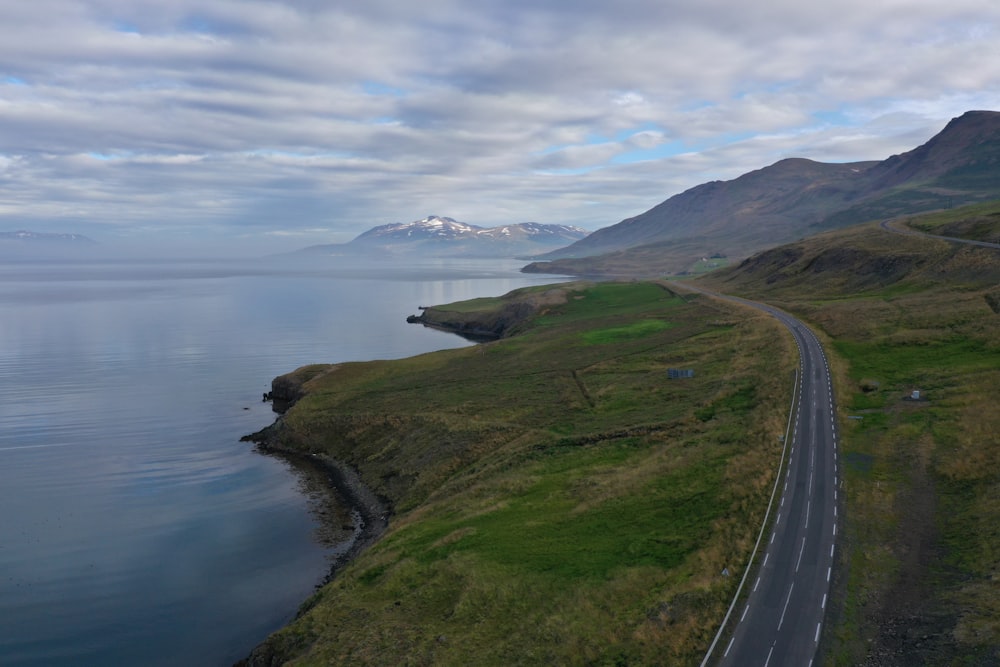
301,215 -> 590,258
1,230 -> 96,243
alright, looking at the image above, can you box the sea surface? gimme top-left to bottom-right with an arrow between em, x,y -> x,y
0,255 -> 567,667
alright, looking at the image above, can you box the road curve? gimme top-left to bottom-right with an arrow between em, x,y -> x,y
880,217 -> 1000,249
682,285 -> 840,667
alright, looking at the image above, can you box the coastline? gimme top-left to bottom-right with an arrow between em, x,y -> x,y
235,430 -> 391,667
231,283 -> 576,665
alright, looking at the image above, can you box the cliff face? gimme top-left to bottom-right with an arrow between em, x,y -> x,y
407,300 -> 540,340
406,284 -> 577,340
265,364 -> 338,412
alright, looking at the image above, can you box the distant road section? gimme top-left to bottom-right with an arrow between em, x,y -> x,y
880,217 -> 1000,249
681,285 -> 840,667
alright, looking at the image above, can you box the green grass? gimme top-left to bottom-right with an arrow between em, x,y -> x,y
430,294 -> 505,312
901,199 -> 1000,243
425,284 -> 561,314
248,201 -> 1000,665
686,257 -> 730,275
531,282 -> 685,327
390,442 -> 722,580
833,336 -> 994,383
581,318 -> 674,344
828,327 -> 1000,665
698,208 -> 1000,665
249,280 -> 796,666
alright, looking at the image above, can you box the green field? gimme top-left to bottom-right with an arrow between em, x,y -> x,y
247,281 -> 796,665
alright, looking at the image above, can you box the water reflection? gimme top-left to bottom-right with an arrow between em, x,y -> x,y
0,256 -> 568,666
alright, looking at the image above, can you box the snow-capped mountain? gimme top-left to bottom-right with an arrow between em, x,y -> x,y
352,216 -> 483,242
0,230 -> 98,258
298,216 -> 589,258
1,230 -> 95,243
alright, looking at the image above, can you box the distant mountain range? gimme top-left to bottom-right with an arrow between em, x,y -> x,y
525,110 -> 1000,275
297,216 -> 589,258
1,230 -> 96,244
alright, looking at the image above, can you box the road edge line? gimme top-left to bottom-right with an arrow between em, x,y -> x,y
699,346 -> 801,666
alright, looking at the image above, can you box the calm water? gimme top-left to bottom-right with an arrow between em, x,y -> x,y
0,255 -> 566,666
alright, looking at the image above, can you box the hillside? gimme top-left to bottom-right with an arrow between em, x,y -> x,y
696,202 -> 1000,665
235,202 -> 1000,666
526,110 -> 1000,276
241,280 -> 795,666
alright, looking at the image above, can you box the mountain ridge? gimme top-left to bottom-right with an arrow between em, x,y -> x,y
0,230 -> 96,244
297,215 -> 589,258
527,110 -> 1000,274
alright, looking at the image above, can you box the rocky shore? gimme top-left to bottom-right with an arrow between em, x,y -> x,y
236,413 -> 391,667
232,283 -> 580,665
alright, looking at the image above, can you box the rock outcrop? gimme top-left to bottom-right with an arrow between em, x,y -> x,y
266,364 -> 338,413
407,284 -> 578,341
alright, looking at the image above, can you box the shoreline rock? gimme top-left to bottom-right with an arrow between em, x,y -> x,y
262,364 -> 339,414
406,311 -> 502,341
236,426 -> 391,667
406,284 -> 579,341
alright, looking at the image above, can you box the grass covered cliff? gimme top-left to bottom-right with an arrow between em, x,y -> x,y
243,281 -> 796,665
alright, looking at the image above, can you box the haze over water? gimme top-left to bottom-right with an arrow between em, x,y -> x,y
0,255 -> 565,666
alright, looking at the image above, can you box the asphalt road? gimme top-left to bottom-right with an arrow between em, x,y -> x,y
880,217 -> 1000,249
685,287 -> 840,667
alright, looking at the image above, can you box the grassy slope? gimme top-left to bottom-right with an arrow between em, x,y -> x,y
522,238 -> 723,279
901,201 -> 1000,244
249,282 -> 796,666
697,203 -> 1000,665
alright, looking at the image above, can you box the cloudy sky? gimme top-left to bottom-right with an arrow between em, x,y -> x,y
3,0 -> 1000,253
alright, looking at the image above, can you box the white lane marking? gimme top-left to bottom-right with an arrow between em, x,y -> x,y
724,637 -> 735,657
831,544 -> 835,558
815,622 -> 822,642
754,576 -> 761,592
805,500 -> 811,528
777,582 -> 795,630
690,293 -> 841,666
822,593 -> 827,609
741,604 -> 750,622
827,567 -> 831,582
763,552 -> 770,567
795,537 -> 806,572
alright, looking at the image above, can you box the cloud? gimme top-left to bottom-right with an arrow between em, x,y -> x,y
1,0 -> 1000,252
